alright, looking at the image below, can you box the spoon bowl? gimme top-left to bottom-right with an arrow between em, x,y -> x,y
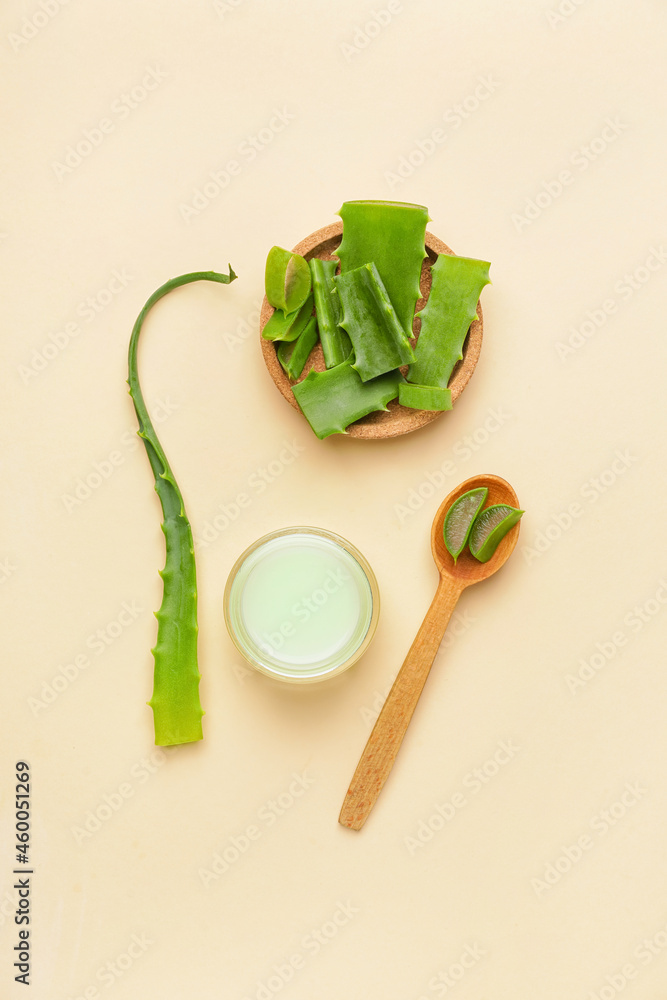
431,473 -> 521,586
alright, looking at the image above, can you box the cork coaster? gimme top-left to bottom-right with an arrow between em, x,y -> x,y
259,222 -> 483,441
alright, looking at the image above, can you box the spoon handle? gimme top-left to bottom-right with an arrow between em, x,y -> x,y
339,575 -> 465,830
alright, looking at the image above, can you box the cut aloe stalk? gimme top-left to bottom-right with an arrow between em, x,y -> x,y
469,504 -> 524,563
309,258 -> 350,368
409,253 -> 490,389
398,383 -> 452,412
277,315 -> 318,380
443,487 -> 489,562
334,262 -> 415,382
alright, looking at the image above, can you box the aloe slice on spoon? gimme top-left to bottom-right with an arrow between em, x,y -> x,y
469,504 -> 524,563
443,487 -> 488,562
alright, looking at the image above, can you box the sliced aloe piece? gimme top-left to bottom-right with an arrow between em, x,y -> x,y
292,359 -> 404,439
469,504 -> 524,563
277,315 -> 318,380
336,200 -> 429,338
265,246 -> 311,314
410,253 -> 490,389
334,262 -> 415,382
398,382 -> 452,412
443,487 -> 488,562
262,292 -> 314,342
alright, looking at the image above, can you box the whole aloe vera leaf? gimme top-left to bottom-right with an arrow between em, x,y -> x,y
261,292 -> 314,343
409,254 -> 490,390
277,315 -> 318,380
335,200 -> 429,337
308,258 -> 350,368
127,267 -> 237,745
292,358 -> 404,439
334,262 -> 415,382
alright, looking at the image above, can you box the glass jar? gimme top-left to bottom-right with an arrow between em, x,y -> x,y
223,526 -> 379,683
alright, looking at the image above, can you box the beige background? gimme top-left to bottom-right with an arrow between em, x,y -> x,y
3,1 -> 667,997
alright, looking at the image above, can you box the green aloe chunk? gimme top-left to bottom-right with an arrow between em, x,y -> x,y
309,258 -> 350,368
262,292 -> 314,342
128,267 -> 237,745
277,315 -> 318,380
469,504 -> 524,563
398,383 -> 452,412
265,246 -> 311,314
408,253 -> 490,390
334,262 -> 415,382
292,359 -> 404,439
336,200 -> 429,337
443,487 -> 488,562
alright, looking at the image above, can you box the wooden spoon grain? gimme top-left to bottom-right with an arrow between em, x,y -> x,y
338,474 -> 521,830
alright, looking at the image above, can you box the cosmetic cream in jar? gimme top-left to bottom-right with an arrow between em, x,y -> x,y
223,527 -> 379,682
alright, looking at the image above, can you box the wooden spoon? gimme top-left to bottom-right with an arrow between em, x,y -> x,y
338,473 -> 521,830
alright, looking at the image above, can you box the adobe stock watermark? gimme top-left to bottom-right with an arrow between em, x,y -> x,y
60,397 -> 180,514
64,932 -> 154,999
393,406 -> 512,524
555,246 -> 667,360
0,888 -> 20,929
512,117 -> 629,233
179,108 -> 295,223
71,749 -> 175,846
257,567 -> 351,657
404,740 -> 521,855
52,68 -> 168,181
522,448 -> 638,566
199,772 -> 315,886
413,944 -> 485,999
385,75 -> 500,190
587,917 -> 667,1000
359,682 -> 393,727
8,0 -> 72,54
531,782 -> 648,897
227,570 -> 354,677
213,0 -> 249,16
195,438 -> 306,548
339,1 -> 402,63
0,556 -> 16,584
28,600 -> 145,717
546,0 -> 588,30
359,610 -> 476,726
221,296 -> 263,353
240,900 -> 359,1000
565,579 -> 667,694
230,661 -> 255,684
18,267 -> 134,383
